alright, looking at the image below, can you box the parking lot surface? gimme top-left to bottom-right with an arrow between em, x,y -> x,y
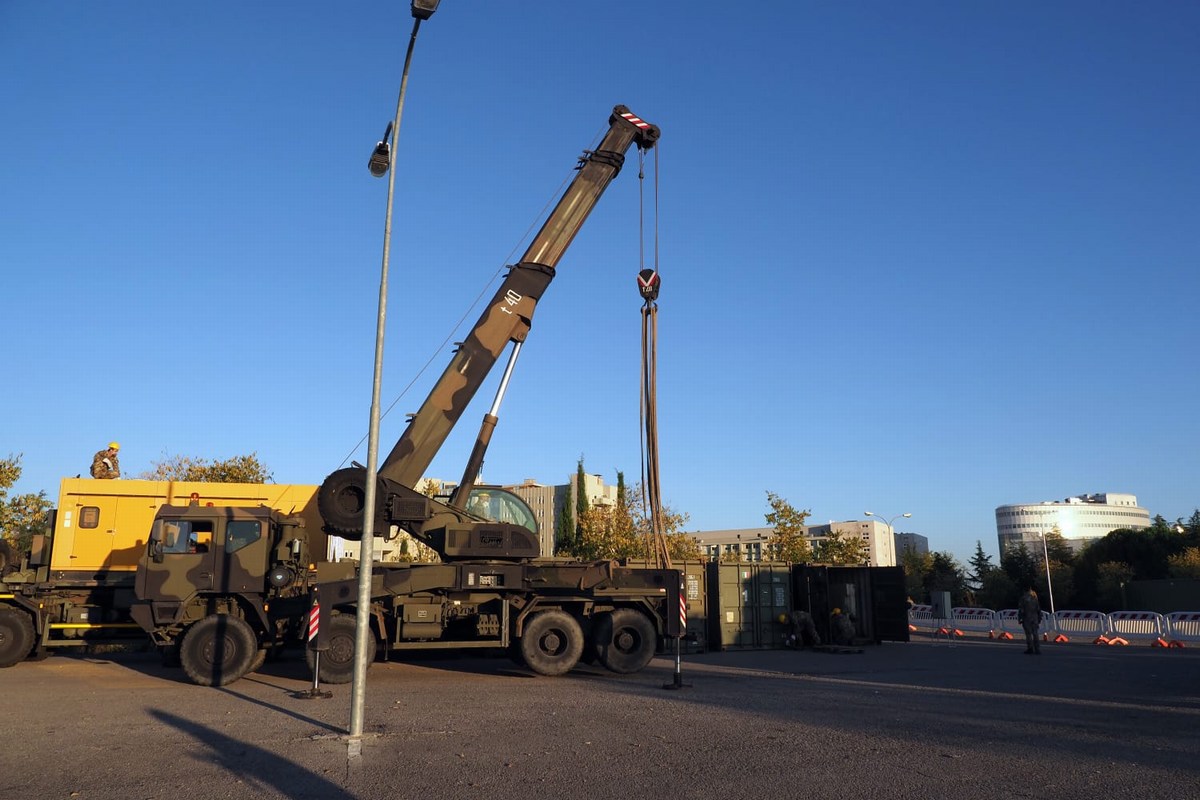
3,638 -> 1198,799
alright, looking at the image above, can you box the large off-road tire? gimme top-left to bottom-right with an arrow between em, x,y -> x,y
592,608 -> 657,674
306,613 -> 376,685
519,610 -> 583,677
0,607 -> 36,668
247,648 -> 268,674
317,468 -> 371,540
179,614 -> 257,687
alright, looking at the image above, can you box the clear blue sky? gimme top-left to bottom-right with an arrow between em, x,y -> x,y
4,2 -> 1197,565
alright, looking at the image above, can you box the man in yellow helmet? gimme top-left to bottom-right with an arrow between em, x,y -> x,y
90,442 -> 121,479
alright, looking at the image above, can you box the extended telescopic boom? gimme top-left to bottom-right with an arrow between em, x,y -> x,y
318,106 -> 659,558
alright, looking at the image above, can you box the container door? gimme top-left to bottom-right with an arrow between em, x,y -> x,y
870,566 -> 911,642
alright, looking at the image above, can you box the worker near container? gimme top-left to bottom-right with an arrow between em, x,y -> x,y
1017,587 -> 1042,655
90,442 -> 121,479
784,609 -> 820,649
830,607 -> 855,646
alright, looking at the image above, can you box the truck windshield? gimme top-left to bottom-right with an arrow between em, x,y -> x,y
464,488 -> 538,535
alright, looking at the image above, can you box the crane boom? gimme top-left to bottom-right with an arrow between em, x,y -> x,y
318,105 -> 659,560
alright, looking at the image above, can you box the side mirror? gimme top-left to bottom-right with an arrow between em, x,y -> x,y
151,539 -> 164,564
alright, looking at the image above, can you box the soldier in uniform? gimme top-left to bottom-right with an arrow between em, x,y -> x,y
1017,586 -> 1042,655
830,607 -> 856,646
90,442 -> 121,479
784,609 -> 821,649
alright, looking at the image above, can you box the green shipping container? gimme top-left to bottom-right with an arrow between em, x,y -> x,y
626,559 -> 708,654
706,561 -> 793,650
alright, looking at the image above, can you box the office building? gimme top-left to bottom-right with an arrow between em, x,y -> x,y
995,492 -> 1151,554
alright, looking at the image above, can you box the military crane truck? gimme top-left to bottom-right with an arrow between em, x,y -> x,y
0,478 -> 322,669
130,105 -> 682,687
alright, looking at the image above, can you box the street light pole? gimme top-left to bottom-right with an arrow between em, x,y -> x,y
1038,530 -> 1057,616
864,511 -> 911,567
350,1 -> 439,748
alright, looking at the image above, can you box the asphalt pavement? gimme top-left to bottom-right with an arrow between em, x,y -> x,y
3,638 -> 1198,799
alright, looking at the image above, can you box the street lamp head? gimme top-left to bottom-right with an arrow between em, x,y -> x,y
411,0 -> 440,20
864,511 -> 874,517
368,121 -> 394,177
902,513 -> 912,518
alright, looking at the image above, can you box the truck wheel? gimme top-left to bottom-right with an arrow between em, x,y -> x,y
248,648 -> 267,674
519,610 -> 583,676
0,607 -> 36,668
179,614 -> 257,687
592,608 -> 657,674
306,613 -> 376,684
317,468 -> 369,540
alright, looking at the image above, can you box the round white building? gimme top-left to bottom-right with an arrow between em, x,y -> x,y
995,493 -> 1151,554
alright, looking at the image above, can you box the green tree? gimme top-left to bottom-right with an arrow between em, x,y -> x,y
1001,543 -> 1039,590
0,454 -> 53,555
627,481 -> 697,562
573,457 -> 589,553
1095,561 -> 1135,611
763,491 -> 812,562
901,548 -> 933,602
923,551 -> 968,605
1167,547 -> 1200,580
140,452 -> 273,483
571,479 -> 697,563
555,491 -> 575,556
975,568 -> 1019,610
967,540 -> 996,590
812,527 -> 870,566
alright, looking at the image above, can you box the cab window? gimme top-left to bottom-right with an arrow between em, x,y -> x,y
162,520 -> 214,554
226,520 -> 262,554
465,488 -> 538,535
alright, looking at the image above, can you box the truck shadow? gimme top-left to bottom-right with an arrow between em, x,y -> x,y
147,708 -> 354,799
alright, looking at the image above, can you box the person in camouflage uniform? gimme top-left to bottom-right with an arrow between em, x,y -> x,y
785,609 -> 821,649
90,442 -> 121,479
830,607 -> 856,646
1018,586 -> 1042,655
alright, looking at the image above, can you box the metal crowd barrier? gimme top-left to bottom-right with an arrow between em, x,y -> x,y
996,609 -> 1055,640
907,604 -> 936,633
1165,612 -> 1200,646
1106,611 -> 1168,645
1053,610 -> 1109,642
951,607 -> 997,636
908,605 -> 1200,648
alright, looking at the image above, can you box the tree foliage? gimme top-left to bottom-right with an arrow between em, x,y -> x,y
763,491 -> 812,563
0,454 -> 52,554
967,540 -> 996,589
903,549 -> 969,605
1094,561 -> 1135,611
812,527 -> 870,566
564,476 -> 697,563
139,452 -> 273,483
1167,547 -> 1200,580
555,491 -> 574,556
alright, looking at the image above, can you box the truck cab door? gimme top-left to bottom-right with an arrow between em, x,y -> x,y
216,517 -> 269,593
136,518 -> 216,603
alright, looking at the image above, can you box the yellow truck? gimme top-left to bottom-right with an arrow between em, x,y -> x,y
0,478 -> 323,668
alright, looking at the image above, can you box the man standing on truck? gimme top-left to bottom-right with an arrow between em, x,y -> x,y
90,442 -> 121,479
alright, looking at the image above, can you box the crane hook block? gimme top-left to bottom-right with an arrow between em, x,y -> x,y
637,268 -> 661,301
